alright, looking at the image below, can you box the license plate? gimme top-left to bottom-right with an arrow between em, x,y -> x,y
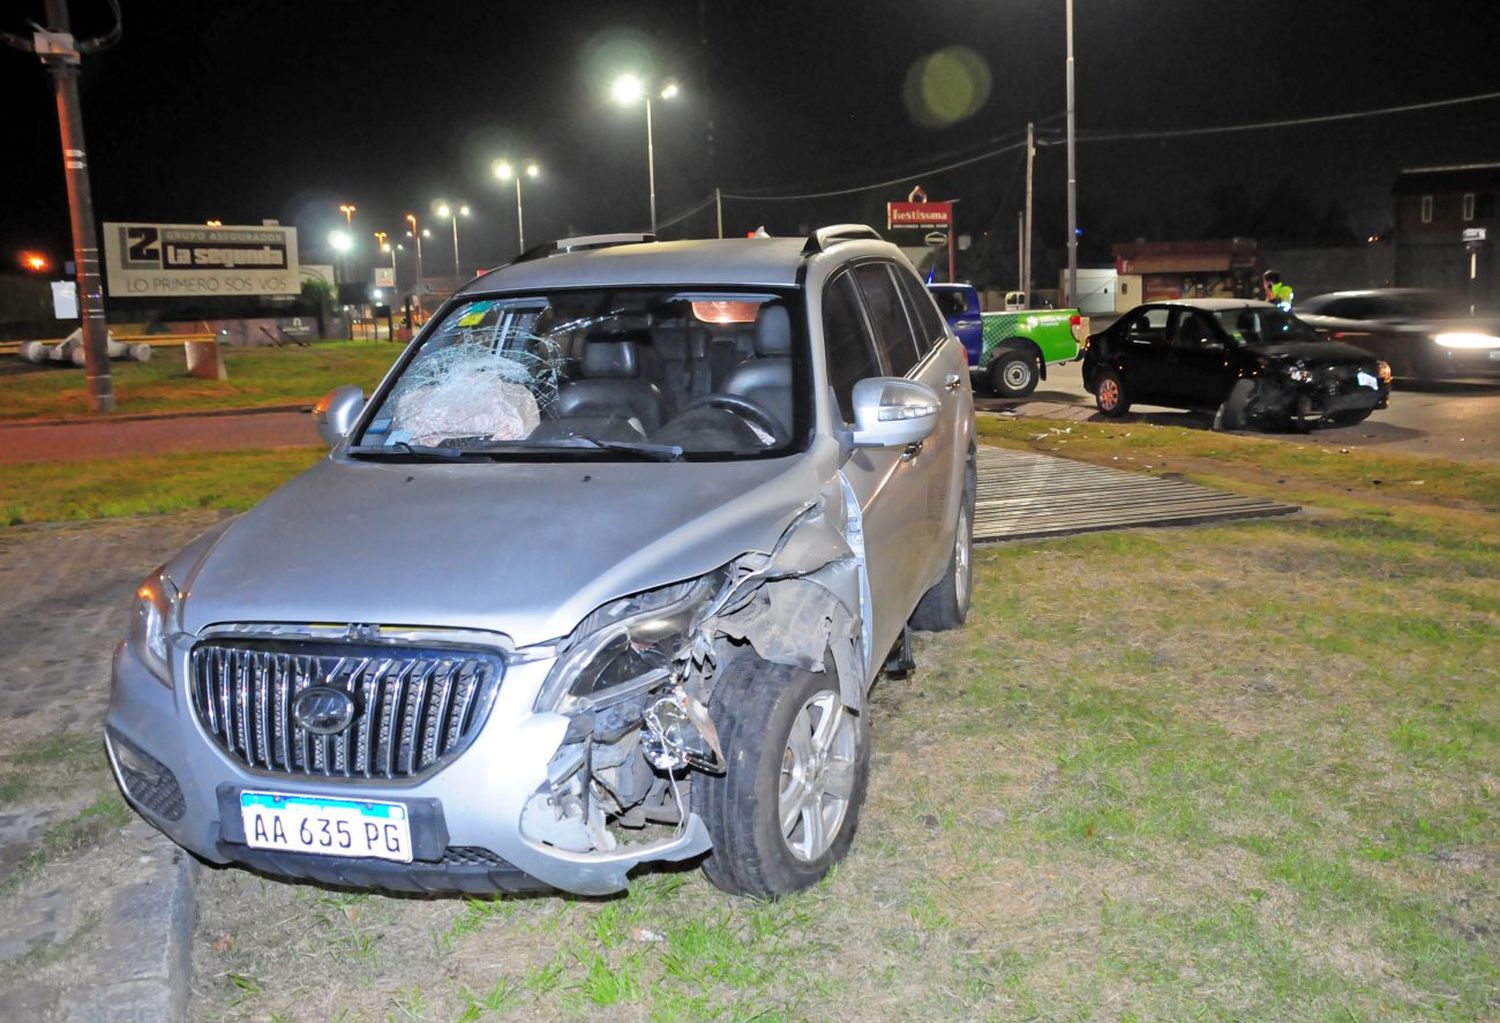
1356,370 -> 1378,389
239,791 -> 412,863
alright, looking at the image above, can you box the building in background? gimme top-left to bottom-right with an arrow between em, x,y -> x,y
1393,162 -> 1498,307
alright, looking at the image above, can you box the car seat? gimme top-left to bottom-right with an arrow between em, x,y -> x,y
717,303 -> 794,439
552,338 -> 667,433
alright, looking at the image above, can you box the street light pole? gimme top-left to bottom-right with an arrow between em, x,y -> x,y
405,214 -> 424,283
645,93 -> 657,235
41,0 -> 113,412
1065,0 -> 1078,306
612,76 -> 678,236
494,161 -> 540,254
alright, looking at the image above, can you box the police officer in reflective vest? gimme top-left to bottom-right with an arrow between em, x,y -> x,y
1262,269 -> 1294,311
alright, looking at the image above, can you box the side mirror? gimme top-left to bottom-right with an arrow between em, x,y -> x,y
313,385 -> 365,447
848,377 -> 941,449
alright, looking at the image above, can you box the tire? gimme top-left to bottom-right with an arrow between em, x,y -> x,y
911,455 -> 975,632
1213,378 -> 1256,431
1094,369 -> 1130,417
989,346 -> 1039,397
695,653 -> 870,897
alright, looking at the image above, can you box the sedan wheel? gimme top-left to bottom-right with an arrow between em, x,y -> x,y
1094,370 -> 1130,417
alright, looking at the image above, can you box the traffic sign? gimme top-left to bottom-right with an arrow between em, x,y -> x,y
924,231 -> 948,247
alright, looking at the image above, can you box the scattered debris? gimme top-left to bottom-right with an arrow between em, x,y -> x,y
210,933 -> 233,954
630,926 -> 666,943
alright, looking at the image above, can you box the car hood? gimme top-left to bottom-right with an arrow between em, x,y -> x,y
1247,340 -> 1377,365
177,453 -> 823,647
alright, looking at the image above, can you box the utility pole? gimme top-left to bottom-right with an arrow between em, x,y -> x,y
714,187 -> 723,239
1065,0 -> 1079,306
1024,121 -> 1035,302
1016,211 -> 1025,293
13,0 -> 122,412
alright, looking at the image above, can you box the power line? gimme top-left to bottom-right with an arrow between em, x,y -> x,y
723,138 -> 1027,202
652,192 -> 718,232
1072,88 -> 1500,143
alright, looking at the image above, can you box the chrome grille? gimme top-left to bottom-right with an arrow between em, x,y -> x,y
191,638 -> 503,780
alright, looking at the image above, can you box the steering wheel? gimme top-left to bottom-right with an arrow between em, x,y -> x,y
680,393 -> 788,446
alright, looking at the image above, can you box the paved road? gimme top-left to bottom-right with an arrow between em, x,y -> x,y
985,360 -> 1500,464
0,408 -> 318,464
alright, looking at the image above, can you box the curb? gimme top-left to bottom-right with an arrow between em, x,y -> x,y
1,403 -> 311,430
58,824 -> 198,1023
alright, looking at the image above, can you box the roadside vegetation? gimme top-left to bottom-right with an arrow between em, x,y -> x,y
185,420 -> 1498,1022
1,447 -> 324,527
0,340 -> 398,420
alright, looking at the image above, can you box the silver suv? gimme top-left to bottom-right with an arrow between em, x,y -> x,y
106,226 -> 975,898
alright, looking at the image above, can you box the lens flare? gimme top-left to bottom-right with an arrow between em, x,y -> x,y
904,46 -> 992,128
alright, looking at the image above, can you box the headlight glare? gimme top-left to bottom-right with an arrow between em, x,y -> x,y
129,568 -> 179,685
1434,332 -> 1500,350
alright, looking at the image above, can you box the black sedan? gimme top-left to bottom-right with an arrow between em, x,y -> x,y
1297,289 -> 1500,383
1081,299 -> 1391,431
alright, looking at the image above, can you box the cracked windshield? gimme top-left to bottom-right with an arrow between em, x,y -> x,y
355,289 -> 802,459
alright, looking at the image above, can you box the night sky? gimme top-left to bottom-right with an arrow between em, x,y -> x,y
7,0 -> 1500,282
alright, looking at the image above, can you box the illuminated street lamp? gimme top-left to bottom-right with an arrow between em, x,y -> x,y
20,251 -> 51,273
339,203 -> 357,228
435,202 -> 470,281
404,212 -> 426,287
494,159 -> 540,253
611,74 -> 681,234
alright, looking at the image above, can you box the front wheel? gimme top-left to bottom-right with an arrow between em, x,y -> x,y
695,654 -> 870,897
989,347 -> 1039,397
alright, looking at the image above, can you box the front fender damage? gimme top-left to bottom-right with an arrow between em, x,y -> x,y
518,472 -> 871,890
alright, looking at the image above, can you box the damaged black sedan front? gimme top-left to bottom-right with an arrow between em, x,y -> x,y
1082,299 -> 1391,431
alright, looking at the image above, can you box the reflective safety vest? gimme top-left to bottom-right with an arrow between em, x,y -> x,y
1270,282 -> 1294,310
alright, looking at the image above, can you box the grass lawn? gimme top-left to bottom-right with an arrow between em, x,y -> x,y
0,447 -> 324,527
171,426 -> 1497,1022
0,340 -> 398,421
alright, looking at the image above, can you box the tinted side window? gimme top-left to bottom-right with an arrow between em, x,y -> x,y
822,272 -> 881,422
897,271 -> 950,352
1122,307 -> 1169,346
853,263 -> 920,376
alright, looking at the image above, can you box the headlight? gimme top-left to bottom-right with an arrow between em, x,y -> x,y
129,567 -> 180,686
534,573 -> 724,714
1286,361 -> 1313,384
1377,360 -> 1393,384
1434,332 -> 1500,349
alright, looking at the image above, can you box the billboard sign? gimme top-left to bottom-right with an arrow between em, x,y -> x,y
887,201 -> 953,230
103,222 -> 300,298
374,266 -> 396,289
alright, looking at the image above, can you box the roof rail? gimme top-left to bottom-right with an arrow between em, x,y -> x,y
511,232 -> 657,265
801,224 -> 883,256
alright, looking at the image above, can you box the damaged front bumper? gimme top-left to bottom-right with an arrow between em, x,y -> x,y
106,638 -> 713,897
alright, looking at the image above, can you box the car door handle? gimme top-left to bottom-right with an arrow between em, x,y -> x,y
902,441 -> 924,461
944,373 -> 962,392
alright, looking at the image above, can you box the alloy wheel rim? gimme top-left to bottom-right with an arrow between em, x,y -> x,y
954,502 -> 971,606
1099,378 -> 1119,410
778,690 -> 857,863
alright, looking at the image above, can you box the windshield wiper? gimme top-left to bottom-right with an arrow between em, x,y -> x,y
479,436 -> 686,461
345,441 -> 472,460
